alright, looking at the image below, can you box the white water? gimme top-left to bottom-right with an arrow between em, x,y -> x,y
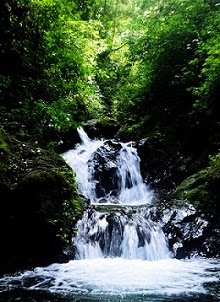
62,128 -> 153,205
117,144 -> 153,205
1,128 -> 219,299
75,209 -> 170,260
1,258 -> 219,296
63,128 -> 168,260
63,128 -> 104,201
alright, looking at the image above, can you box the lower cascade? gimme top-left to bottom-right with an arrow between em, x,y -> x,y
0,128 -> 219,300
75,208 -> 170,260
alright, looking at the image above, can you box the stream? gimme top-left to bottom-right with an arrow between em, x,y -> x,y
0,129 -> 219,302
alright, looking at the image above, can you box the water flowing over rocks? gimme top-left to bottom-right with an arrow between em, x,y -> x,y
75,206 -> 170,260
63,128 -> 167,260
63,128 -> 153,205
0,128 -> 219,300
125,135 -> 220,259
63,128 -> 219,260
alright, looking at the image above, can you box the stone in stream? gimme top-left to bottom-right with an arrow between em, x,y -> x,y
88,140 -> 122,199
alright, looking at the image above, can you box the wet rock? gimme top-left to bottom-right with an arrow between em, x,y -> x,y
89,140 -> 122,198
159,155 -> 220,258
135,136 -> 192,199
160,203 -> 220,259
98,197 -> 119,204
172,154 -> 220,215
54,128 -> 81,153
83,118 -> 120,140
98,198 -> 108,203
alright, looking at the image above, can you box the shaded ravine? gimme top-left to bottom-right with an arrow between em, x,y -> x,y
0,129 -> 219,301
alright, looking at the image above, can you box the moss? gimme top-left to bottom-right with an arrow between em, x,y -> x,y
0,135 -> 9,155
172,153 -> 220,214
0,127 -> 82,272
16,168 -> 82,244
0,129 -> 13,192
0,128 -> 10,163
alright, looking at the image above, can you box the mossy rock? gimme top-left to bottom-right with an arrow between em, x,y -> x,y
0,127 -> 82,274
83,118 -> 120,139
172,153 -> 220,214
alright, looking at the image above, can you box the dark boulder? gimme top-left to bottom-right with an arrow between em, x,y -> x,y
89,140 -> 122,200
0,128 -> 82,275
54,128 -> 82,153
83,118 -> 120,140
135,136 -> 192,199
161,155 -> 220,258
159,203 -> 220,259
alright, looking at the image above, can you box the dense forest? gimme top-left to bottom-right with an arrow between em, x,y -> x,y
0,0 -> 219,272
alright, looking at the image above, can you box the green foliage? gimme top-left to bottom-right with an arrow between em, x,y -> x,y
1,0 -> 219,144
1,0 -> 220,176
0,130 -> 10,156
112,0 -> 210,120
108,0 -> 219,166
186,8 -> 220,109
0,0 -> 107,145
35,98 -> 84,132
0,0 -> 220,268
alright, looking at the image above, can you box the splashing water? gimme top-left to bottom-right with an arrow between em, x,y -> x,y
63,128 -> 153,205
75,208 -> 170,260
0,128 -> 219,301
63,128 -> 167,260
0,258 -> 219,298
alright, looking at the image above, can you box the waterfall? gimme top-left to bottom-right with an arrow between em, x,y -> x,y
63,128 -> 170,260
1,128 -> 219,299
117,144 -> 153,205
75,208 -> 170,260
63,128 -> 104,201
63,128 -> 153,205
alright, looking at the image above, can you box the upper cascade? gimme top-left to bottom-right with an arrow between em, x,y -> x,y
63,128 -> 153,205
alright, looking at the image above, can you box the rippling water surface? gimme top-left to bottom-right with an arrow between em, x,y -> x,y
0,258 -> 219,302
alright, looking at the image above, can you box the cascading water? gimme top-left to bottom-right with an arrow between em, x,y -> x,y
63,128 -> 153,205
0,128 -> 219,301
63,128 -> 169,260
75,209 -> 169,260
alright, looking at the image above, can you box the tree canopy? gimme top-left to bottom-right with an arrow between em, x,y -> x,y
0,0 -> 219,157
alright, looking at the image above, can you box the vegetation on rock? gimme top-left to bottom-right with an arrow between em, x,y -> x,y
0,128 -> 82,273
173,153 -> 220,215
